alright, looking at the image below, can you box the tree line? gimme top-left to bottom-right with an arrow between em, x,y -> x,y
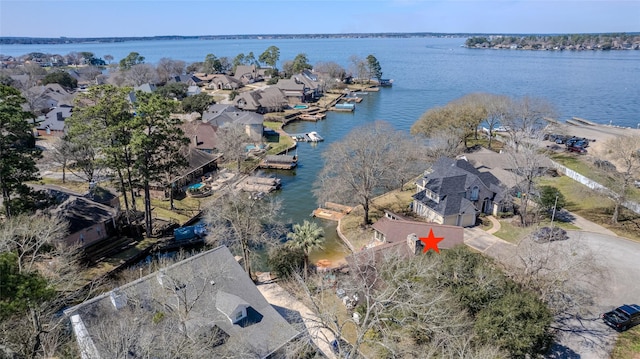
466,33 -> 640,50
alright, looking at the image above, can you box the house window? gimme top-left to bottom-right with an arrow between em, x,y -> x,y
235,310 -> 244,321
470,186 -> 479,201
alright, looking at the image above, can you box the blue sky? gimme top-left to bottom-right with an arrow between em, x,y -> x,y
1,0 -> 638,38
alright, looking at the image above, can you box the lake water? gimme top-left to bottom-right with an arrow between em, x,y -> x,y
4,37 -> 639,265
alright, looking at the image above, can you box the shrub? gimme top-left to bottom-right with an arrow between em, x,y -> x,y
474,290 -> 553,358
267,244 -> 304,279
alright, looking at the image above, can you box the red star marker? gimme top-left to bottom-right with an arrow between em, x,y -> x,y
419,229 -> 444,253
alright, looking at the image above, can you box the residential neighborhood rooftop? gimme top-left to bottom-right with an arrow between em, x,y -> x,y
64,245 -> 300,358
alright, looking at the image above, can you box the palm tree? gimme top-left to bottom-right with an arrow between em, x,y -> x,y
286,220 -> 325,279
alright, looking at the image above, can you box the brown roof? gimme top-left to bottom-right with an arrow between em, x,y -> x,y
181,121 -> 218,151
371,216 -> 464,249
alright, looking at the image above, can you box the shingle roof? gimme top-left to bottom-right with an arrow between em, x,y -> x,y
414,157 -> 506,217
181,121 -> 218,151
37,105 -> 72,132
64,245 -> 299,358
371,216 -> 464,248
202,104 -> 263,127
49,193 -> 117,233
413,190 -> 476,217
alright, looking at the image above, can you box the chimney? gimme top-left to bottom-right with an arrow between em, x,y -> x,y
194,135 -> 198,146
406,233 -> 421,255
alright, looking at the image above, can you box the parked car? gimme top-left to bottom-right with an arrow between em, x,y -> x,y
567,146 -> 587,154
547,134 -> 563,142
555,136 -> 568,144
532,226 -> 568,243
602,304 -> 640,331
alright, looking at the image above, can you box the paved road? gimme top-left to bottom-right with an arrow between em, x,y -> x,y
465,217 -> 640,359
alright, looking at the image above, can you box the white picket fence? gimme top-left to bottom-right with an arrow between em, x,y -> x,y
550,160 -> 640,215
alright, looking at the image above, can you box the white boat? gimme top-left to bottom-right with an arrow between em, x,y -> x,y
307,131 -> 324,142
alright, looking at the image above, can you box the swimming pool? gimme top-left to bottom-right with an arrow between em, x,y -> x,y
188,182 -> 205,190
293,104 -> 309,109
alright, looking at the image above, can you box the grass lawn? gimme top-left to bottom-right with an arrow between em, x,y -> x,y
611,326 -> 640,359
550,153 -> 640,202
550,153 -> 615,187
34,177 -> 89,193
263,121 -> 283,131
538,176 -> 640,242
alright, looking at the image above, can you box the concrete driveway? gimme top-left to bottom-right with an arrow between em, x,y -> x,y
465,220 -> 640,359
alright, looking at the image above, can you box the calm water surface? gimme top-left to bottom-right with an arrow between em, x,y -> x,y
4,38 -> 639,266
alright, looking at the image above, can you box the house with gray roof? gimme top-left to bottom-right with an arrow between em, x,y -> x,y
64,245 -> 299,359
293,70 -> 323,98
276,78 -> 312,104
186,85 -> 201,96
234,87 -> 288,114
202,104 -> 264,141
36,105 -> 73,136
26,83 -> 75,110
208,74 -> 242,90
44,186 -> 118,247
412,157 -> 508,227
169,74 -> 201,87
234,65 -> 262,84
134,83 -> 156,93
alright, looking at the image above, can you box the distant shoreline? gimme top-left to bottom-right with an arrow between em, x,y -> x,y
3,31 -> 639,45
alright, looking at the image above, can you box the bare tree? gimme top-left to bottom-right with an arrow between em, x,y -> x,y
289,250 -> 505,358
65,52 -> 82,67
504,138 -> 549,226
80,65 -> 103,83
424,129 -> 464,158
501,96 -> 555,152
125,63 -> 158,86
0,214 -> 96,358
314,61 -> 346,89
0,214 -> 68,273
215,122 -> 252,172
203,190 -> 283,281
23,62 -> 47,87
48,136 -> 73,183
481,93 -> 512,149
66,138 -> 101,184
348,55 -> 368,83
315,121 -> 425,225
601,135 -> 640,223
510,234 -> 605,317
157,57 -> 186,84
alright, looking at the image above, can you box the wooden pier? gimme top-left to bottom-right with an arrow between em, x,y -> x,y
258,154 -> 298,170
312,202 -> 353,221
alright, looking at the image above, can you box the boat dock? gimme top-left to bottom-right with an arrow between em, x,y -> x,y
298,112 -> 327,121
332,102 -> 356,112
312,202 -> 353,221
258,154 -> 298,170
235,175 -> 282,192
570,117 -> 597,126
